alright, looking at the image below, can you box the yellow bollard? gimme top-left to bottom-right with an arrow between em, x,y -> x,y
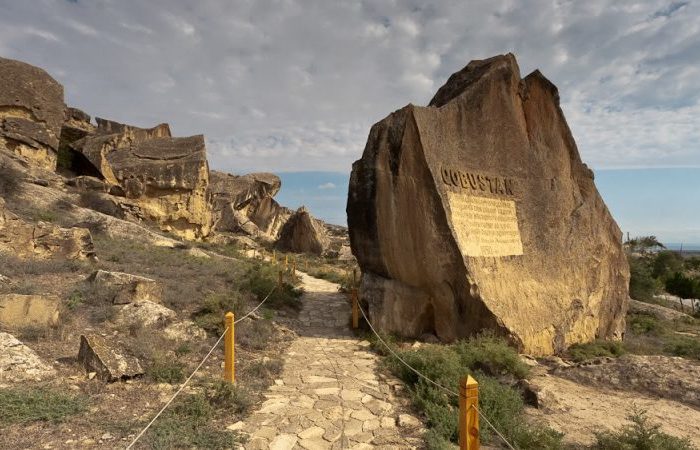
224,312 -> 235,384
285,255 -> 288,271
353,268 -> 358,287
459,375 -> 479,450
351,289 -> 359,329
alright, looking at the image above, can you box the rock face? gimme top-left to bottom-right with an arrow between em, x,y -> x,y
0,198 -> 96,260
0,57 -> 65,170
347,54 -> 629,355
209,170 -> 291,239
58,107 -> 97,172
71,125 -> 211,240
275,207 -> 330,255
77,334 -> 143,381
0,294 -> 60,329
0,332 -> 56,382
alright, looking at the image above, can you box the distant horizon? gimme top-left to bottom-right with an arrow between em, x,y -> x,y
270,167 -> 700,246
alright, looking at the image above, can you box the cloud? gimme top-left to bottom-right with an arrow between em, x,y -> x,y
0,0 -> 698,173
317,182 -> 336,190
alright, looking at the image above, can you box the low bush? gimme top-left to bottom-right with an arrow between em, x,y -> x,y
242,263 -> 302,311
594,408 -> 694,450
193,291 -> 245,334
628,312 -> 666,336
144,393 -> 238,450
664,334 -> 700,360
566,340 -> 625,363
0,388 -> 87,424
382,334 -> 562,449
147,359 -> 186,384
205,380 -> 253,414
628,255 -> 661,302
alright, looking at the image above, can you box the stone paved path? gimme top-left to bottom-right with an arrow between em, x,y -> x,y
235,271 -> 425,449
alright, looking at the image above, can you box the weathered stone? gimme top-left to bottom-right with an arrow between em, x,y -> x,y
95,117 -> 171,138
114,300 -> 177,328
397,414 -> 421,429
65,176 -> 109,192
628,298 -> 691,321
0,197 -> 96,260
0,57 -> 65,169
58,107 -> 97,173
88,270 -> 162,304
71,128 -> 211,240
275,207 -> 331,255
0,332 -> 55,382
210,170 -> 281,210
347,53 -> 629,355
162,320 -> 207,341
77,334 -> 143,381
0,294 -> 60,329
247,196 -> 292,238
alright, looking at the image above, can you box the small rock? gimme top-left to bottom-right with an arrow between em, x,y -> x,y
226,421 -> 245,431
77,334 -> 143,382
397,414 -> 421,428
87,372 -> 96,380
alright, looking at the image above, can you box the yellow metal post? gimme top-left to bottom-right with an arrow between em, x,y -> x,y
351,289 -> 359,329
353,269 -> 358,287
224,312 -> 235,384
459,375 -> 479,450
285,255 -> 288,270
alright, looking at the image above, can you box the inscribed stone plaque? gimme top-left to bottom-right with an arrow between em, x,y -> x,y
446,192 -> 523,257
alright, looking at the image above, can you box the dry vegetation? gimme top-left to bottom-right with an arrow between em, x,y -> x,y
0,230 -> 302,449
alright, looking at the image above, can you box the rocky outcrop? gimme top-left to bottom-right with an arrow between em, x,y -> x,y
275,207 -> 330,255
0,332 -> 56,382
113,300 -> 206,341
347,54 -> 629,355
78,334 -> 143,381
209,171 -> 291,239
0,57 -> 65,170
58,107 -> 97,173
0,197 -> 96,260
0,294 -> 60,329
71,127 -> 211,240
88,270 -> 162,305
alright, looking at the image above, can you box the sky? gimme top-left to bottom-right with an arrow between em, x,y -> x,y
1,0 -> 698,241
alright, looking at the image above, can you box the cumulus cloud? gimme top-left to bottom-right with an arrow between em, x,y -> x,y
0,0 -> 698,172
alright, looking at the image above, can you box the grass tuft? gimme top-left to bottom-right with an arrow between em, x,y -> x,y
594,408 -> 695,450
0,388 -> 87,424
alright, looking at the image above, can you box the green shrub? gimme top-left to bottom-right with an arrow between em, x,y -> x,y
383,336 -> 562,449
0,388 -> 87,424
242,263 -> 302,310
205,380 -> 253,414
193,291 -> 245,334
628,312 -> 666,336
147,359 -> 185,384
453,332 -> 529,379
628,255 -> 661,302
594,408 -> 695,450
652,251 -> 684,280
664,334 -> 700,360
566,340 -> 625,362
666,272 -> 698,300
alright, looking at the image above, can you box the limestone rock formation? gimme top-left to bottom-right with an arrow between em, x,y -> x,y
78,334 -> 143,381
58,107 -> 97,173
209,170 -> 290,239
88,270 -> 162,305
0,197 -> 96,260
0,57 -> 65,170
0,294 -> 60,329
71,127 -> 211,240
275,207 -> 330,255
347,54 -> 629,355
0,332 -> 56,382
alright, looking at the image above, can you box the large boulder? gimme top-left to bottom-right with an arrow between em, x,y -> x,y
87,270 -> 162,305
0,57 -> 65,170
77,334 -> 143,381
209,171 -> 290,238
71,128 -> 211,240
275,206 -> 330,255
347,54 -> 629,356
57,107 -> 97,173
0,294 -> 60,330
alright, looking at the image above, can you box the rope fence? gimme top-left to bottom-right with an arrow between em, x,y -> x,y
355,293 -> 517,450
125,284 -> 279,449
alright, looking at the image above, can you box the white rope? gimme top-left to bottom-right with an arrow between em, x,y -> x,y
357,302 -> 459,397
125,327 -> 229,449
234,285 -> 278,324
471,404 -> 517,450
358,301 -> 518,450
126,285 -> 277,449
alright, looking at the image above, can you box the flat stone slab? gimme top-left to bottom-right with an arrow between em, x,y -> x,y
0,331 -> 55,382
77,334 -> 143,382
